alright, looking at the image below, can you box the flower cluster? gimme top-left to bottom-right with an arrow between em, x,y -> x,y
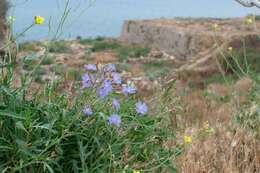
82,63 -> 148,127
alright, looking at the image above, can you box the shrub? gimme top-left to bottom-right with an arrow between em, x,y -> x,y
22,54 -> 40,71
40,56 -> 54,65
33,67 -> 47,76
51,64 -> 67,75
48,41 -> 71,53
142,61 -> 175,80
19,42 -> 42,52
66,68 -> 82,81
117,46 -> 150,62
79,36 -> 105,45
90,41 -> 121,52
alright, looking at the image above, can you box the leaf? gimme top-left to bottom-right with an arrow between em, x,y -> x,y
0,111 -> 26,120
15,121 -> 28,132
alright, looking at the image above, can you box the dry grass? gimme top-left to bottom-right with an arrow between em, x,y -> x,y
179,125 -> 260,173
172,75 -> 259,173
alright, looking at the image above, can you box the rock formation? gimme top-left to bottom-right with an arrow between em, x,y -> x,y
120,17 -> 260,76
120,18 -> 259,60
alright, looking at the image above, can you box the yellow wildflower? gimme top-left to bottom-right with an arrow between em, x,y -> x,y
228,47 -> 233,52
133,170 -> 140,173
7,16 -> 16,23
203,121 -> 214,134
183,135 -> 192,144
34,16 -> 44,24
212,23 -> 219,30
245,18 -> 253,25
203,121 -> 210,129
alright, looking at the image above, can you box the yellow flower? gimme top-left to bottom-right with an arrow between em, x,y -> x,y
183,135 -> 192,144
203,121 -> 210,129
34,16 -> 44,24
133,170 -> 140,173
228,47 -> 233,52
245,18 -> 253,25
7,16 -> 16,23
203,121 -> 214,133
212,23 -> 219,30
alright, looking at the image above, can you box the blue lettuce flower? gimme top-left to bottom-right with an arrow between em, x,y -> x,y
84,64 -> 97,71
82,73 -> 92,88
122,84 -> 136,94
112,98 -> 120,110
83,105 -> 93,116
135,101 -> 148,115
112,72 -> 122,84
108,114 -> 121,127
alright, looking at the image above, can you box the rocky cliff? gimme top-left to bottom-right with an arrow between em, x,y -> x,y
120,18 -> 259,60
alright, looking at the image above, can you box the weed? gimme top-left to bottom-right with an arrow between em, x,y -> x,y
51,64 -> 67,75
40,56 -> 54,65
79,36 -> 105,45
91,40 -> 121,52
19,41 -> 41,52
33,66 -> 47,76
117,46 -> 150,62
142,61 -> 175,80
48,41 -> 71,53
67,68 -> 81,81
116,63 -> 131,72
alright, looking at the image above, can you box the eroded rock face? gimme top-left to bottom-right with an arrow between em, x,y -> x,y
120,18 -> 259,60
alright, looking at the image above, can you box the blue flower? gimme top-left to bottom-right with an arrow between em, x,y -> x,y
82,73 -> 92,88
84,64 -> 97,71
112,72 -> 122,84
135,101 -> 148,115
122,84 -> 136,94
97,78 -> 113,97
112,98 -> 120,110
103,78 -> 113,93
103,63 -> 116,72
108,114 -> 121,127
83,105 -> 93,116
97,87 -> 109,97
103,79 -> 113,91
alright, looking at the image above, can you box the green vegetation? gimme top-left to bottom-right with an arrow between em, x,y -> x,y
51,64 -> 67,75
22,54 -> 39,71
0,61 -> 176,172
79,37 -> 120,52
19,42 -> 42,52
33,66 -> 47,76
91,41 -> 120,52
221,47 -> 260,77
142,61 -> 176,80
67,68 -> 82,81
116,63 -> 131,72
117,46 -> 150,62
79,37 -> 150,61
203,73 -> 237,85
40,56 -> 55,65
48,41 -> 71,53
79,36 -> 105,45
